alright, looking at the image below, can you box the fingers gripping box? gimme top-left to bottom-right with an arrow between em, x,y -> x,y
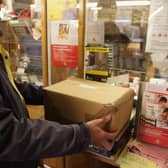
44,78 -> 134,136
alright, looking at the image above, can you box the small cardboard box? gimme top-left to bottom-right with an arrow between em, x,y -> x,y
44,78 -> 134,135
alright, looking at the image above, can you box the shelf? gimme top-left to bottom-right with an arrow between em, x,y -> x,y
85,151 -> 120,167
85,137 -> 136,168
109,67 -> 146,74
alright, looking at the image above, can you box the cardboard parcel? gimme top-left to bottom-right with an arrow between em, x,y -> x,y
44,77 -> 134,136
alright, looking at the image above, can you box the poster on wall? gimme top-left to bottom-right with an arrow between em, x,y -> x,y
86,21 -> 104,45
146,0 -> 168,52
47,0 -> 77,20
50,20 -> 78,68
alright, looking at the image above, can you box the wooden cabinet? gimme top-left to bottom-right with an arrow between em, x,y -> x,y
65,153 -> 119,168
43,157 -> 65,168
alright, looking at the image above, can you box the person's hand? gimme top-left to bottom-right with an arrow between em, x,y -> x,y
86,114 -> 116,151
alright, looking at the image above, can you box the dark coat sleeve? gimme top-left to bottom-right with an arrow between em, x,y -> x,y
14,80 -> 43,105
0,93 -> 90,161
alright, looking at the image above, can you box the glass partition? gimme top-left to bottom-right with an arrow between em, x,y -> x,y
0,0 -> 43,85
84,0 -> 168,83
47,0 -> 80,84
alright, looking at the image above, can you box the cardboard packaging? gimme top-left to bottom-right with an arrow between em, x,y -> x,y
44,77 -> 134,136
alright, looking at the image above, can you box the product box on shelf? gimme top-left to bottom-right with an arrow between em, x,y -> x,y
44,77 -> 134,136
138,82 -> 168,147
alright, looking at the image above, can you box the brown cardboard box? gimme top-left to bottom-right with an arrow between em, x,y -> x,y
44,77 -> 134,135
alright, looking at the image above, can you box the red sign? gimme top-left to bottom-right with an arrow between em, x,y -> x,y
139,122 -> 168,147
51,44 -> 78,68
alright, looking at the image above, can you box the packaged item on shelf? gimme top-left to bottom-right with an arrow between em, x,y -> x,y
88,119 -> 133,156
84,45 -> 119,82
138,82 -> 168,147
105,43 -> 119,69
44,77 -> 134,136
85,47 -> 109,82
128,139 -> 168,168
